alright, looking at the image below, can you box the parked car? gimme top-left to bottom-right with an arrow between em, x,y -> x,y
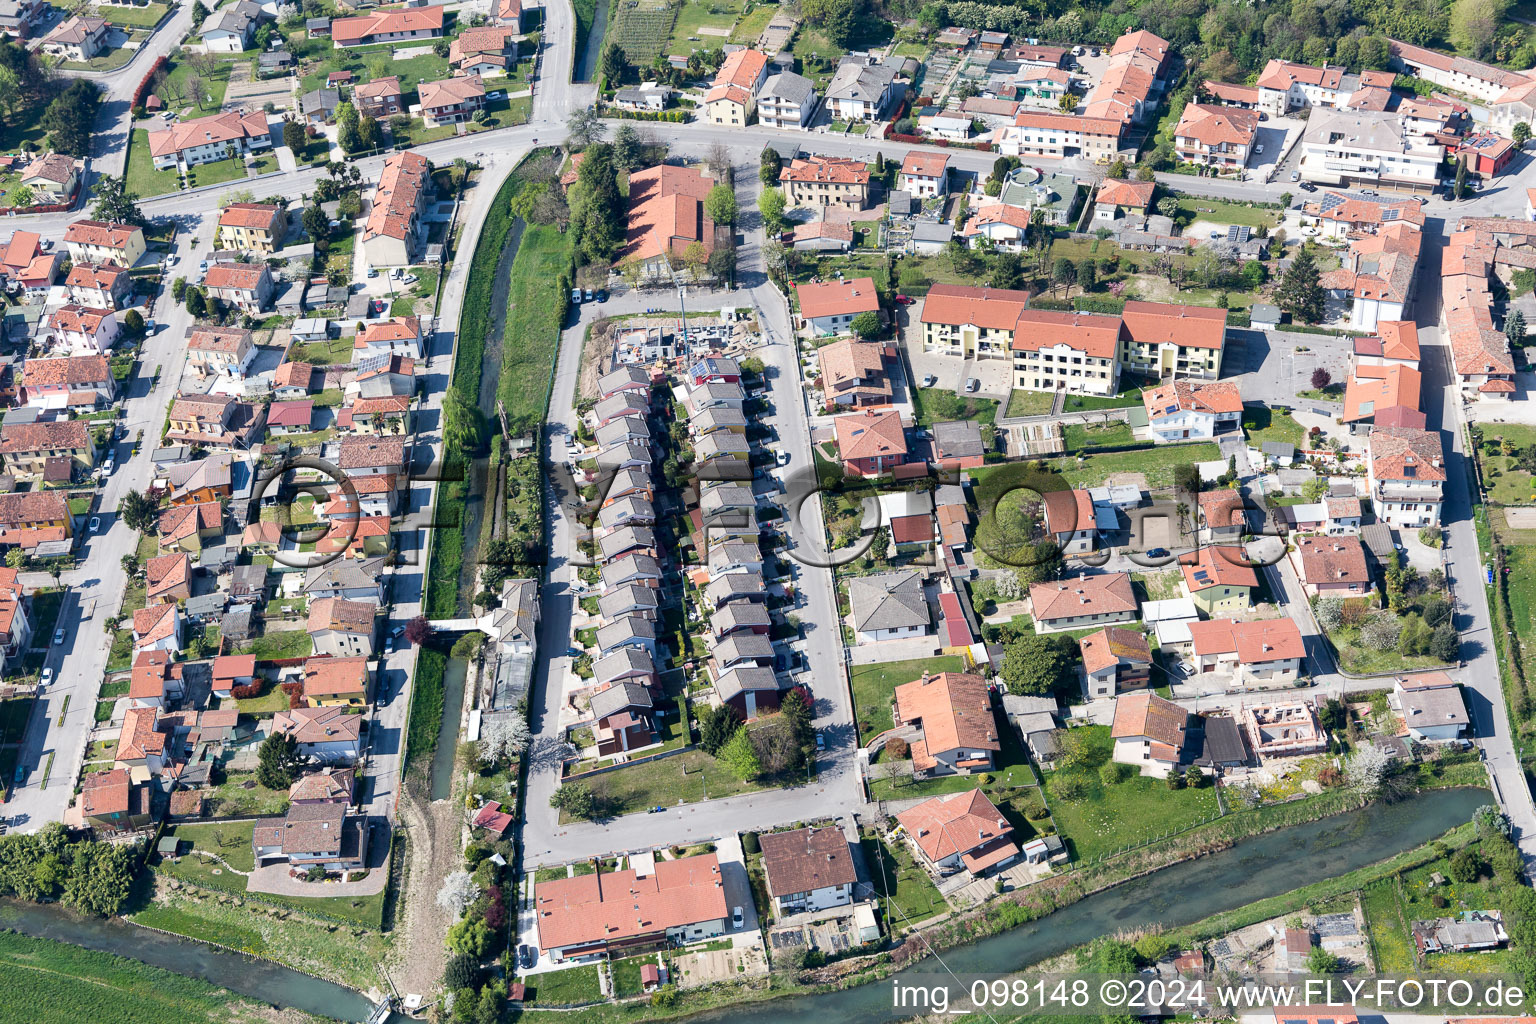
1299,181 -> 1318,192
570,288 -> 582,303
1254,144 -> 1263,155
595,289 -> 608,302
40,667 -> 51,686
88,516 -> 100,532
52,629 -> 64,646
583,289 -> 594,302
921,374 -> 937,387
964,377 -> 980,392
776,451 -> 791,466
367,267 -> 378,278
1290,171 -> 1301,181
732,906 -> 744,927
487,90 -> 506,101
894,293 -> 914,305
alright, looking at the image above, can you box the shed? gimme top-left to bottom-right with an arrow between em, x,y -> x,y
1249,304 -> 1283,330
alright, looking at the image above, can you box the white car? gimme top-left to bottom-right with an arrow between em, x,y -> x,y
402,273 -> 418,285
732,906 -> 744,927
776,451 -> 791,466
921,374 -> 937,387
40,667 -> 52,686
1254,144 -> 1264,155
964,377 -> 980,393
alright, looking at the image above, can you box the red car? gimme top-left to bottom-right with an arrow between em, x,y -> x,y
894,294 -> 914,305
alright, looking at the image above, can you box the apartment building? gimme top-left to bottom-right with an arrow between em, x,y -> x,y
1367,426 -> 1445,528
1173,103 -> 1258,171
362,150 -> 430,267
1011,309 -> 1121,396
1297,109 -> 1443,194
1254,60 -> 1349,117
779,155 -> 870,209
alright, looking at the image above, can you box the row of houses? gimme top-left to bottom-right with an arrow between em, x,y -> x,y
915,283 -> 1229,390
699,46 -> 904,129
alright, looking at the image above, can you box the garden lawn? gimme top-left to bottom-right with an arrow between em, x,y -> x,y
1172,196 -> 1278,229
1046,442 -> 1222,489
98,2 -> 170,27
850,655 -> 966,743
526,963 -> 603,1005
219,681 -> 289,715
1064,420 -> 1135,451
299,51 -> 448,97
1324,621 -> 1447,675
568,748 -> 766,819
162,58 -> 233,112
1045,750 -> 1221,862
1242,406 -> 1305,448
860,836 -> 947,929
292,336 -> 356,364
668,0 -> 747,52
1005,389 -> 1053,417
234,629 -> 313,659
1063,388 -> 1144,412
911,387 -> 998,428
209,770 -> 289,815
125,129 -> 180,198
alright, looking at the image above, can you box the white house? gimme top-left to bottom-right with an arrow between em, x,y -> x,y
794,277 -> 880,336
1367,426 -> 1445,528
1297,109 -> 1443,194
1140,379 -> 1242,442
200,0 -> 265,52
824,61 -> 899,121
848,570 -> 930,643
899,150 -> 949,198
757,71 -> 817,129
1254,60 -> 1349,117
1394,674 -> 1468,742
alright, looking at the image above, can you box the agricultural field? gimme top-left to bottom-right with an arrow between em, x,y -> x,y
610,0 -> 680,63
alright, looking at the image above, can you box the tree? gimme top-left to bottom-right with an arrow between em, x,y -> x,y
1430,623 -> 1460,663
1449,846 -> 1486,883
699,703 -> 741,754
404,615 -> 432,646
191,0 -> 209,27
41,80 -> 101,157
682,240 -> 708,281
611,122 -> 642,170
600,40 -> 630,85
443,384 -> 481,454
760,145 -> 783,186
7,183 -> 31,209
120,490 -> 159,533
301,203 -> 329,245
1001,633 -> 1074,695
1156,196 -> 1179,218
850,310 -> 881,338
990,252 -> 1024,290
1053,259 -> 1076,295
1454,157 -> 1468,201
437,870 -> 479,917
717,726 -> 762,780
707,246 -> 736,282
446,917 -> 492,958
87,174 -> 145,229
1345,743 -> 1392,797
799,0 -> 865,45
4,547 -> 23,570
758,186 -> 786,234
1306,945 -> 1341,974
780,689 -> 814,749
1275,244 -> 1325,324
256,732 -> 299,790
566,108 -> 606,148
479,714 -> 529,764
1076,260 -> 1096,292
1317,698 -> 1347,731
444,953 -> 479,991
705,183 -> 737,226
1507,309 -> 1526,348
1449,0 -> 1507,58
550,782 -> 597,820
761,240 -> 788,285
1516,122 -> 1533,146
1476,804 -> 1512,838
336,101 -> 362,153
1310,367 -> 1331,391
283,117 -> 306,155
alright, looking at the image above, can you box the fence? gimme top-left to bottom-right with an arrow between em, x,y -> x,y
562,741 -> 697,781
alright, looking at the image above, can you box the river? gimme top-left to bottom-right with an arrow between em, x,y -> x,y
0,787 -> 1487,1022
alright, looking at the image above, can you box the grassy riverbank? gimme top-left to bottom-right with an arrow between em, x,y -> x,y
0,928 -> 298,1024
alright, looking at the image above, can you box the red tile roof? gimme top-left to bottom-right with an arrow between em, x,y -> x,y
535,854 -> 728,950
896,789 -> 1017,864
832,407 -> 905,461
1029,572 -> 1135,621
330,5 -> 443,45
1013,309 -> 1121,358
795,277 -> 880,320
1188,617 -> 1305,662
1180,544 -> 1259,591
919,283 -> 1032,330
1079,626 -> 1151,674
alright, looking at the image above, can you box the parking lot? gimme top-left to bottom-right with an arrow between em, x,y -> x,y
1223,328 -> 1353,411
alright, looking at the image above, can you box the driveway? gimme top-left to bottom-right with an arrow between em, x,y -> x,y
1225,328 -> 1352,411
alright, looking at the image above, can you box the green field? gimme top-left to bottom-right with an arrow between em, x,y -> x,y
610,0 -> 680,63
910,386 -> 998,428
498,223 -> 576,430
850,655 -> 966,743
569,746 -> 771,819
729,2 -> 777,43
0,930 -> 277,1024
161,57 -> 233,112
668,0 -> 747,53
1475,422 -> 1536,505
299,51 -> 449,98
